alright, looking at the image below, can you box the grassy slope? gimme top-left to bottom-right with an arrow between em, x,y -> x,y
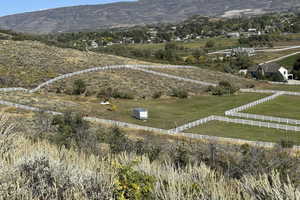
187,121 -> 300,144
45,69 -> 208,98
278,53 -> 300,68
256,83 -> 300,92
244,95 -> 300,120
0,92 -> 267,129
253,49 -> 300,66
150,68 -> 257,88
129,37 -> 239,51
0,40 -> 150,88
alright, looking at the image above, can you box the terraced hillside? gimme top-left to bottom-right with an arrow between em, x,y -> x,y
0,39 -> 150,88
44,69 -> 206,98
0,38 -> 263,93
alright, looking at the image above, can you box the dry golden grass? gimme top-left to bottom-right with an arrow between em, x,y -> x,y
149,67 -> 257,89
1,126 -> 299,200
45,69 -> 207,98
0,40 -> 151,88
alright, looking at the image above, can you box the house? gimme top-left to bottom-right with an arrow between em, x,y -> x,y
230,47 -> 255,57
90,41 -> 99,49
132,108 -> 148,120
238,69 -> 248,76
248,63 -> 293,81
227,32 -> 240,38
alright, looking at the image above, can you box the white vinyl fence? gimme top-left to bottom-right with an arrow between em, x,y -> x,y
214,116 -> 300,132
171,115 -> 300,133
29,64 -> 207,93
229,112 -> 300,126
128,66 -> 217,86
225,92 -> 284,114
0,99 -> 299,149
226,90 -> 300,125
0,88 -> 28,92
170,116 -> 216,133
1,64 -> 300,149
84,117 -> 173,135
0,100 -> 61,115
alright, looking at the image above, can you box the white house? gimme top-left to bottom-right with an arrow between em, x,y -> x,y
90,41 -> 99,49
230,47 -> 255,57
248,63 -> 293,81
227,32 -> 240,38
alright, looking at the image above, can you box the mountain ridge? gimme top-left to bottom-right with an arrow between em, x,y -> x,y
0,0 -> 299,34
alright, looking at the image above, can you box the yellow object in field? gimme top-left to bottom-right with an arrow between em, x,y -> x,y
108,104 -> 117,112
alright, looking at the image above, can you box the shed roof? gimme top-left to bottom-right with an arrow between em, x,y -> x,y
133,108 -> 147,112
248,63 -> 282,73
260,63 -> 282,73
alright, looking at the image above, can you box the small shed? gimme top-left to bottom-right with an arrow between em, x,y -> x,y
132,108 -> 148,120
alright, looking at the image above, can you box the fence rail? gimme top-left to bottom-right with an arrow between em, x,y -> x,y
0,99 -> 299,149
226,90 -> 300,125
128,66 -> 217,87
228,112 -> 300,126
171,115 -> 300,133
29,64 -> 205,93
225,92 -> 284,114
0,65 -> 300,149
0,88 -> 28,92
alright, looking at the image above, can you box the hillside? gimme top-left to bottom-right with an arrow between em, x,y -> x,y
1,113 -> 299,199
0,0 -> 299,34
0,39 -> 149,88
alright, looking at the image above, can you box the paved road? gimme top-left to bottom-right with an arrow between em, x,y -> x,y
208,45 -> 300,55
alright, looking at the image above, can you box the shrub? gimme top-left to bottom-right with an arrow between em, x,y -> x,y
207,81 -> 239,96
112,89 -> 134,99
185,55 -> 197,64
98,88 -> 134,99
292,57 -> 300,80
279,140 -> 295,149
205,40 -> 215,48
51,112 -> 95,151
172,144 -> 191,168
152,91 -> 163,99
171,88 -> 188,98
13,154 -> 114,199
267,73 -> 285,82
147,146 -> 162,163
113,161 -> 156,200
246,83 -> 255,89
101,127 -> 133,154
72,79 -> 86,95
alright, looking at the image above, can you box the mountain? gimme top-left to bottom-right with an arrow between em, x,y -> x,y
0,0 -> 299,34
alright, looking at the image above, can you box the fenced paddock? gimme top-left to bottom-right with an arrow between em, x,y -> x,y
172,115 -> 300,133
0,64 -> 299,148
0,98 -> 299,149
226,92 -> 300,125
185,120 -> 300,145
28,64 -> 216,93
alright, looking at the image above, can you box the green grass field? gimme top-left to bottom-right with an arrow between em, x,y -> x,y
253,49 -> 300,66
129,37 -> 239,51
278,53 -> 300,68
244,95 -> 300,120
257,84 -> 300,92
0,92 -> 267,129
187,121 -> 300,144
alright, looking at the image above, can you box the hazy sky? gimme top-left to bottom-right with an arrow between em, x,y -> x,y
0,0 -> 137,17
